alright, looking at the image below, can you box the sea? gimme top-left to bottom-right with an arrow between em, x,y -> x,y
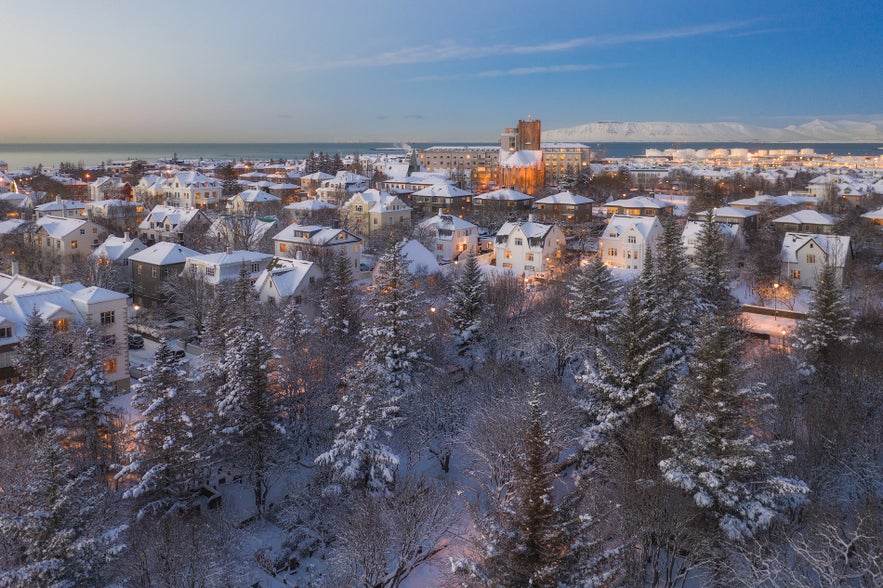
0,142 -> 881,171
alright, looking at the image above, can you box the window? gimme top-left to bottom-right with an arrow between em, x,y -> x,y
92,227 -> 97,233
267,296 -> 275,305
627,235 -> 636,244
251,263 -> 260,273
279,243 -> 287,253
102,334 -> 117,346
792,270 -> 800,280
151,267 -> 158,278
137,265 -> 142,276
294,296 -> 303,305
806,254 -> 816,264
504,250 -> 512,259
0,327 -> 12,339
514,238 -> 523,246
71,240 -> 78,249
54,318 -> 70,332
100,311 -> 115,325
205,266 -> 216,277
80,228 -> 86,235
502,262 -> 512,268
104,358 -> 117,374
526,253 -> 534,261
309,276 -> 315,284
607,248 -> 618,257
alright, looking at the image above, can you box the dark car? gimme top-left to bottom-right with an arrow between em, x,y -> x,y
128,334 -> 144,349
172,349 -> 186,359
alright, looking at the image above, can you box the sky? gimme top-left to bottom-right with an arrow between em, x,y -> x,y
2,0 -> 881,143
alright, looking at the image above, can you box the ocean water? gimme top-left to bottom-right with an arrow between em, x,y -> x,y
0,142 -> 880,171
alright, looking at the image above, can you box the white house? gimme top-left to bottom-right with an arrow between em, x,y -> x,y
272,224 -> 362,269
493,221 -> 565,277
34,196 -> 88,219
600,214 -> 663,271
163,171 -> 222,209
90,233 -> 146,281
227,189 -> 281,215
89,176 -> 132,201
0,270 -> 129,389
182,249 -> 273,287
253,257 -> 321,305
137,205 -> 211,246
32,216 -> 105,269
418,214 -> 479,262
316,171 -> 369,206
780,233 -> 852,288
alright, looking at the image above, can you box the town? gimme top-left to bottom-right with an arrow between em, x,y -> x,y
0,117 -> 881,587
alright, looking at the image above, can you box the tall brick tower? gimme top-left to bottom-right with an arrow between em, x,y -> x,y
516,118 -> 541,151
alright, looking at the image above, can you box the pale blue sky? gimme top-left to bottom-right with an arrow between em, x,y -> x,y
2,0 -> 881,142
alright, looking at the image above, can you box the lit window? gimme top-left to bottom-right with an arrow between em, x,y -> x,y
71,240 -> 78,249
104,358 -> 117,374
54,318 -> 70,332
608,248 -> 618,257
279,243 -> 287,252
792,270 -> 800,279
806,254 -> 816,264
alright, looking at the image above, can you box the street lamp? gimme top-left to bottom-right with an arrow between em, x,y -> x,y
772,282 -> 779,317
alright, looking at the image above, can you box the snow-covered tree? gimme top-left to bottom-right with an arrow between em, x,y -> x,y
0,435 -> 124,587
793,262 -> 856,377
654,215 -> 699,361
459,390 -> 622,587
565,256 -> 621,336
580,257 -> 675,451
362,241 -> 426,392
660,315 -> 809,542
693,213 -> 735,312
116,340 -> 208,518
447,252 -> 485,346
214,327 -> 283,516
62,328 -> 117,475
317,250 -> 361,340
0,308 -> 63,435
315,365 -> 401,496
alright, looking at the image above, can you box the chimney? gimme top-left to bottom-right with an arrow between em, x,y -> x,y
225,245 -> 232,254
527,213 -> 535,223
295,250 -> 303,260
52,275 -> 62,286
332,219 -> 340,229
755,190 -> 761,197
124,231 -> 131,241
56,195 -> 62,204
11,261 -> 19,276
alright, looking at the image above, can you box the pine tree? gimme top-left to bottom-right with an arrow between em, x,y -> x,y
660,315 -> 809,541
693,213 -> 734,313
116,340 -> 207,518
62,328 -> 117,476
793,262 -> 855,377
229,264 -> 259,323
0,435 -> 125,587
318,250 -> 361,339
565,256 -> 621,336
580,256 -> 674,451
315,365 -> 401,496
654,215 -> 699,362
0,309 -> 62,435
447,252 -> 485,345
215,327 -> 284,516
363,241 -> 426,392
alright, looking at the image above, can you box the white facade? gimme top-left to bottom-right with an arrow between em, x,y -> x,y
273,224 -> 362,269
163,171 -> 222,209
182,250 -> 273,286
418,214 -> 479,262
600,214 -> 663,271
253,258 -> 321,305
780,232 -> 851,288
493,221 -> 565,276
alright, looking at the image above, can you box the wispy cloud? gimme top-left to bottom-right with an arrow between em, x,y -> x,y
411,63 -> 622,82
403,114 -> 425,119
286,20 -> 761,72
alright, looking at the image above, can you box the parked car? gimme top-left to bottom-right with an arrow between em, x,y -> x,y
128,334 -> 144,349
172,349 -> 186,359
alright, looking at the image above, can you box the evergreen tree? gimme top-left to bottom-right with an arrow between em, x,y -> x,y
694,213 -> 734,312
793,262 -> 856,377
565,256 -> 621,336
116,340 -> 207,518
447,253 -> 485,345
215,327 -> 283,516
660,315 -> 809,541
362,241 -> 426,392
315,365 -> 401,496
0,435 -> 124,587
580,257 -> 674,451
62,328 -> 117,476
318,250 -> 361,339
229,264 -> 259,323
654,215 -> 699,363
0,309 -> 62,435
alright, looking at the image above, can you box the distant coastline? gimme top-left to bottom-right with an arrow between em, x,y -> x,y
1,141 -> 881,171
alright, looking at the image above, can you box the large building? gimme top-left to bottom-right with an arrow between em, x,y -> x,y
416,146 -> 500,191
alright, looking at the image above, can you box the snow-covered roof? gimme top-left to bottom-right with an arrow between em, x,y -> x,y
861,207 -> 883,221
35,216 -> 89,238
0,219 -> 33,234
91,234 -> 145,262
535,191 -> 594,205
345,189 -> 411,213
186,250 -> 272,267
284,199 -> 337,211
695,206 -> 759,219
400,240 -> 441,274
300,171 -> 334,181
411,183 -> 473,198
681,219 -> 740,242
418,213 -> 477,233
474,188 -> 532,202
500,150 -> 543,168
138,205 -> 204,231
273,224 -> 360,245
602,214 -> 661,241
233,189 -> 282,204
34,199 -> 86,212
497,221 -> 554,242
128,242 -> 200,266
69,285 -> 128,305
604,196 -> 673,210
253,258 -> 317,298
772,210 -> 836,226
780,233 -> 851,267
171,170 -> 220,187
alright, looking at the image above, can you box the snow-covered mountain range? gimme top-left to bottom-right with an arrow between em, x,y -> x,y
543,119 -> 883,143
